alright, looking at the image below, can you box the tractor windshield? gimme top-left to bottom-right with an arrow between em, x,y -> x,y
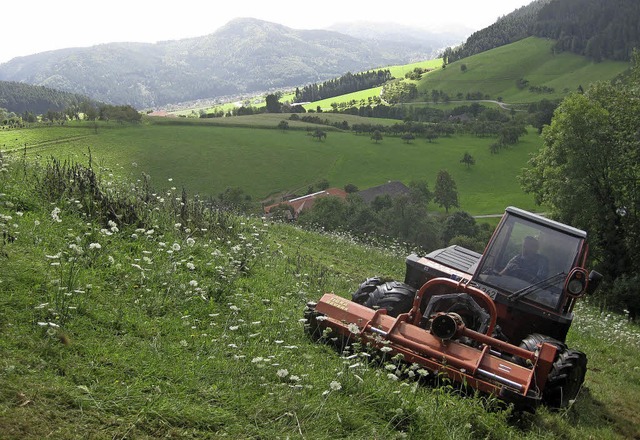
475,214 -> 582,310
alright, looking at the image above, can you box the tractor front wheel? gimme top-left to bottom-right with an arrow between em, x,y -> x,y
519,333 -> 587,408
544,348 -> 587,408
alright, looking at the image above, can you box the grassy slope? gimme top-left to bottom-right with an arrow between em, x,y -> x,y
419,37 -> 629,104
6,122 -> 541,214
301,59 -> 444,111
0,156 -> 639,439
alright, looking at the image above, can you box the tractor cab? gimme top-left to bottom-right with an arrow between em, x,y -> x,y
473,207 -> 589,313
403,207 -> 601,343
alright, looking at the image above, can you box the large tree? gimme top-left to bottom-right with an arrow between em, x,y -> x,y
519,53 -> 640,313
433,170 -> 459,213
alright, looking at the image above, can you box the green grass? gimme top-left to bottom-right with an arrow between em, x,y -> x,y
419,37 -> 629,104
8,121 -> 541,214
1,154 -> 639,439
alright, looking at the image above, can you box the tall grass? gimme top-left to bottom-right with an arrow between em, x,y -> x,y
0,149 -> 639,438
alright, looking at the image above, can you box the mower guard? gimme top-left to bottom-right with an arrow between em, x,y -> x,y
315,288 -> 558,405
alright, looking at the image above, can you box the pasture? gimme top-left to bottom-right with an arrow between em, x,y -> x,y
420,37 -> 629,104
4,119 -> 542,215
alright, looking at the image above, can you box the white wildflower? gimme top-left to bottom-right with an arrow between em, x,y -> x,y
329,380 -> 342,391
89,242 -> 101,250
276,369 -> 289,378
51,207 -> 62,223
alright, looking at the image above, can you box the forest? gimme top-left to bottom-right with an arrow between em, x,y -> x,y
0,81 -> 97,115
293,69 -> 392,103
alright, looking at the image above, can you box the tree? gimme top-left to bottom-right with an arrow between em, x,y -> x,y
401,132 -> 415,144
344,183 -> 359,193
311,129 -> 327,141
265,93 -> 282,113
460,152 -> 475,168
460,64 -> 467,73
317,178 -> 330,190
277,120 -> 289,131
408,179 -> 432,206
442,211 -> 478,244
433,170 -> 459,213
519,54 -> 640,314
370,130 -> 383,143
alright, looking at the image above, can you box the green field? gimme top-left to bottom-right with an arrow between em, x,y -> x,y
419,37 -> 630,104
5,120 -> 542,214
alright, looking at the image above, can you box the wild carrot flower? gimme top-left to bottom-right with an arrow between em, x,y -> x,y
51,207 -> 62,222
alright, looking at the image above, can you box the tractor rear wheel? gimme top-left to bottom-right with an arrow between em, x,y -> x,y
519,333 -> 587,408
351,277 -> 416,317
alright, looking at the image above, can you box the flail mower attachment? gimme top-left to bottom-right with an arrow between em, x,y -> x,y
305,277 -> 559,408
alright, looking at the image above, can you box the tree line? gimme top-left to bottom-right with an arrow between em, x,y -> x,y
0,80 -> 99,115
293,69 -> 392,103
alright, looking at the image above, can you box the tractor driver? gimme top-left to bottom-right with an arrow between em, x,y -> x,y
500,235 -> 549,282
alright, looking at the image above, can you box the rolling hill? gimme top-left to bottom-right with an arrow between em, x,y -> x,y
416,37 -> 629,104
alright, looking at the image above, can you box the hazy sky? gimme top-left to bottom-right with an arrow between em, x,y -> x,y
0,0 -> 534,63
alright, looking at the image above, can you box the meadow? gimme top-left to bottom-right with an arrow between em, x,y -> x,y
419,37 -> 630,104
2,119 -> 542,215
0,151 -> 639,439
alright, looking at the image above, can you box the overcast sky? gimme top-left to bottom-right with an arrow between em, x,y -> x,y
0,0 -> 534,63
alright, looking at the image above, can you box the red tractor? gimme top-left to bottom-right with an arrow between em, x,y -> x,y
304,207 -> 602,409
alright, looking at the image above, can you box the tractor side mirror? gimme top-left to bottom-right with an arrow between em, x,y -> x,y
586,270 -> 603,295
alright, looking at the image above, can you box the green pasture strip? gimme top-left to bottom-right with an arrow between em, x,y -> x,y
386,58 -> 443,78
302,87 -> 384,111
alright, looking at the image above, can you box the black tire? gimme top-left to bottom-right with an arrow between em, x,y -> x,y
351,277 -> 416,317
544,349 -> 587,409
519,333 -> 587,408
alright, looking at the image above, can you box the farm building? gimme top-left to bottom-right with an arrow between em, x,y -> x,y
356,181 -> 411,204
264,188 -> 347,219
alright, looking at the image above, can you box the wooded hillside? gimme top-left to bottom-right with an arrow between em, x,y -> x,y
443,0 -> 639,63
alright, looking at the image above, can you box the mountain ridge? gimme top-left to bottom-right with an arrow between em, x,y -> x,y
0,18 -> 459,109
